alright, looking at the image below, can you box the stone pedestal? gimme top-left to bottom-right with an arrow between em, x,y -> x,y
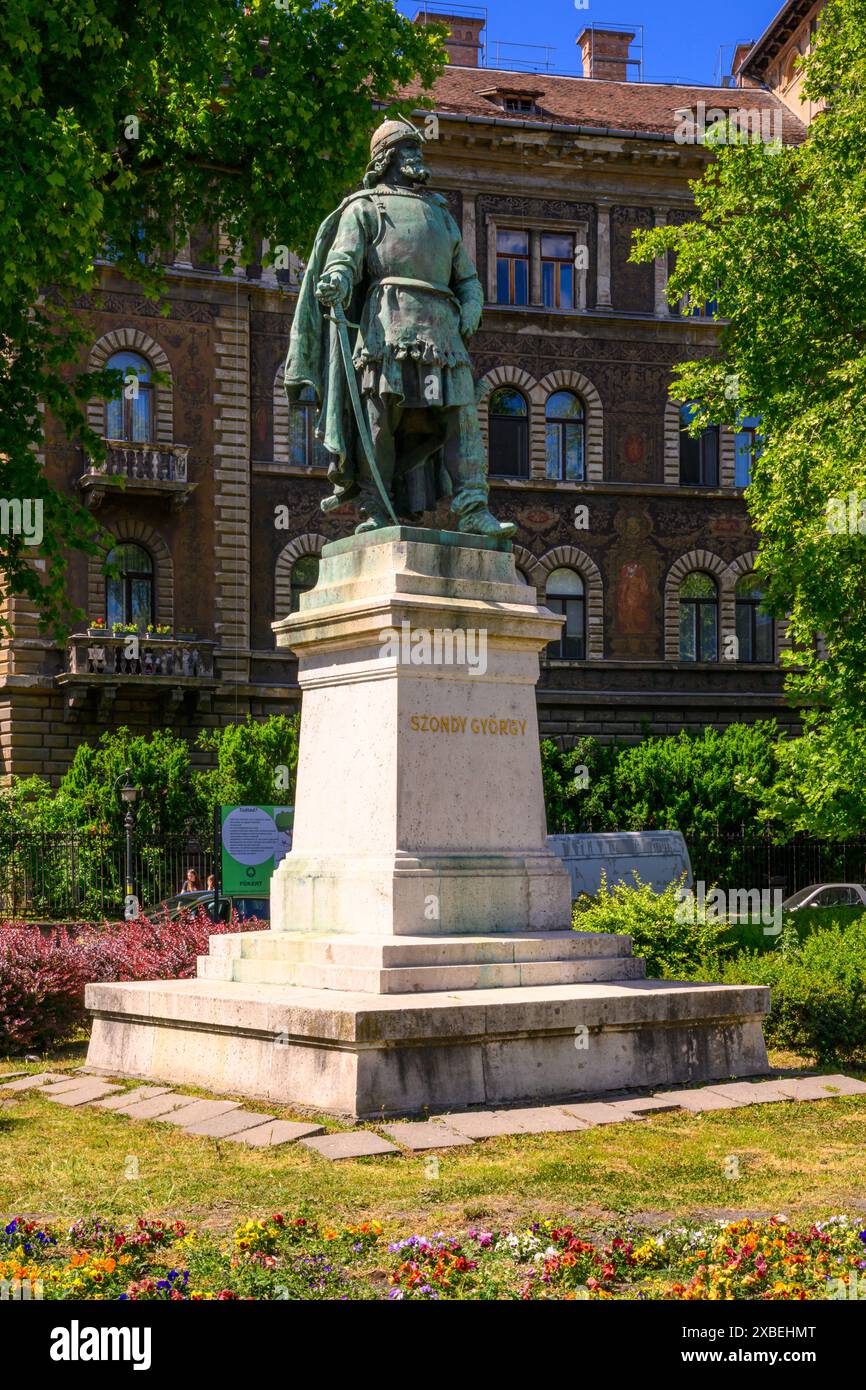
269,527 -> 571,936
86,530 -> 770,1118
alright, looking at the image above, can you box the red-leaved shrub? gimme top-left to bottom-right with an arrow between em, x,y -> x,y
0,927 -> 92,1052
0,910 -> 261,1053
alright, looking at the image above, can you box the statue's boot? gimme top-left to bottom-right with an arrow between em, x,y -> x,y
456,505 -> 517,540
354,492 -> 394,534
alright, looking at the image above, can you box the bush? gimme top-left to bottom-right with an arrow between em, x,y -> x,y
0,927 -> 92,1052
716,919 -> 866,1065
0,909 -> 260,1053
543,722 -> 780,838
571,872 -> 732,979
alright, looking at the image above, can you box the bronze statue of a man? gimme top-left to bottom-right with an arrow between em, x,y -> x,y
284,117 -> 516,539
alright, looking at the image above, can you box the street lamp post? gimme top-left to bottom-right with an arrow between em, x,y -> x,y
113,767 -> 139,917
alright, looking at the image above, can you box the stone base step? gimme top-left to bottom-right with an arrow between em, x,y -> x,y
231,929 -> 634,967
198,930 -> 644,993
84,974 -> 772,1120
226,953 -> 646,993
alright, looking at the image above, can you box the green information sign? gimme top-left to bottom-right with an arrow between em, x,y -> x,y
220,805 -> 294,894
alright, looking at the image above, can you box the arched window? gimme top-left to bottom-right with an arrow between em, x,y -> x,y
289,385 -> 328,469
106,543 -> 154,629
105,351 -> 153,442
679,403 -> 719,487
545,391 -> 585,481
290,555 -> 319,612
489,387 -> 529,478
679,572 -> 718,661
545,567 -> 585,660
735,574 -> 774,663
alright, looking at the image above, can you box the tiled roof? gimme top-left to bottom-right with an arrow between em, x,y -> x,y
399,64 -> 807,143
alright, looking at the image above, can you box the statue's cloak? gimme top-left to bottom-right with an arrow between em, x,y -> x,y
283,191 -> 370,501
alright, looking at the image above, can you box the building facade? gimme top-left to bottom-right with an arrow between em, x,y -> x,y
0,9 -> 814,784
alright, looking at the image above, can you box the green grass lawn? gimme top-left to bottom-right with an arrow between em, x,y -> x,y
3,1048 -> 866,1238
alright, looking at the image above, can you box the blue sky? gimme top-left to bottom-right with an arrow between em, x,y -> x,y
398,0 -> 787,86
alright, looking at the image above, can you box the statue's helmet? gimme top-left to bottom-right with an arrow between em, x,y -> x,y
369,117 -> 423,159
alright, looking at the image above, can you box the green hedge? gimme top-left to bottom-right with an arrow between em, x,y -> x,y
574,878 -> 866,1066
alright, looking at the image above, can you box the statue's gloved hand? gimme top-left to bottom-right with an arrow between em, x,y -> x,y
315,269 -> 351,307
459,303 -> 482,338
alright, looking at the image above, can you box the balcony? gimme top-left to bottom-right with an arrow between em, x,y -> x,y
58,633 -> 218,718
79,440 -> 197,510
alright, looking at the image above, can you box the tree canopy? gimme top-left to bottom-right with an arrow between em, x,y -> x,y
631,0 -> 866,835
0,0 -> 444,634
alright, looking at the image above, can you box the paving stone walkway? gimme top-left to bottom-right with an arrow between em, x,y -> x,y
2,1069 -> 865,1161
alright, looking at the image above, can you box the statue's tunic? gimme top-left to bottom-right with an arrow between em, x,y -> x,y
322,187 -> 482,411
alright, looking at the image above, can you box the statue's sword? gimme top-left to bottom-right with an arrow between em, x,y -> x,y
328,302 -> 399,526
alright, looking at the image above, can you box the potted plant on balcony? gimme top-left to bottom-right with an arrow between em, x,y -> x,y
145,623 -> 172,638
111,621 -> 139,636
175,625 -> 197,641
87,616 -> 106,637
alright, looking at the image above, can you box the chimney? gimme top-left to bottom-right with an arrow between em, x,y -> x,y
414,8 -> 484,68
730,41 -> 758,87
577,26 -> 635,81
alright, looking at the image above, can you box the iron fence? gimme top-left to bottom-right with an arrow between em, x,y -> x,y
0,831 -> 213,921
685,831 -> 866,896
1,826 -> 864,921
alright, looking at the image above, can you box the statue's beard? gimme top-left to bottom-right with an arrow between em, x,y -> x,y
398,158 -> 430,185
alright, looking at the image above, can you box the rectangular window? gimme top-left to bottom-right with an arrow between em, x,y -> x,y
737,600 -> 774,662
541,232 -> 574,310
490,417 -> 529,478
496,230 -> 529,306
735,416 -> 762,488
680,423 -> 719,487
546,596 -> 585,660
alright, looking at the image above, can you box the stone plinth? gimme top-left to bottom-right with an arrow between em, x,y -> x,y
85,529 -> 770,1118
85,975 -> 770,1120
269,528 -> 572,936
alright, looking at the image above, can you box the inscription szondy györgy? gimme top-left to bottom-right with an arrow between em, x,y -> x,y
409,714 -> 527,736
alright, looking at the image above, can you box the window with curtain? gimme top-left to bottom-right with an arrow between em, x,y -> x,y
679,403 -> 719,487
496,230 -> 529,305
290,555 -> 320,612
289,385 -> 328,468
545,568 -> 585,660
105,351 -> 154,442
735,574 -> 774,662
488,387 -> 529,478
106,543 -> 154,628
541,233 -> 575,309
545,391 -> 585,481
679,572 -> 718,661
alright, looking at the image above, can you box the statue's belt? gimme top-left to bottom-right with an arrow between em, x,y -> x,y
369,275 -> 460,309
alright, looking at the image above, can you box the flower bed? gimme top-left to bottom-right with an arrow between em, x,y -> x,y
2,1213 -> 864,1301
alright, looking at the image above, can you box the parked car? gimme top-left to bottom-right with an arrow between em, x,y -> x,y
148,891 -> 270,924
781,883 -> 866,911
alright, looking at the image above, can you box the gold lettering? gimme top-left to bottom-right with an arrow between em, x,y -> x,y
471,718 -> 480,734
410,715 -> 420,731
519,719 -> 526,736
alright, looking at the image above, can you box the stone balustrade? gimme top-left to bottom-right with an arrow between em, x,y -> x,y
66,634 -> 215,680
